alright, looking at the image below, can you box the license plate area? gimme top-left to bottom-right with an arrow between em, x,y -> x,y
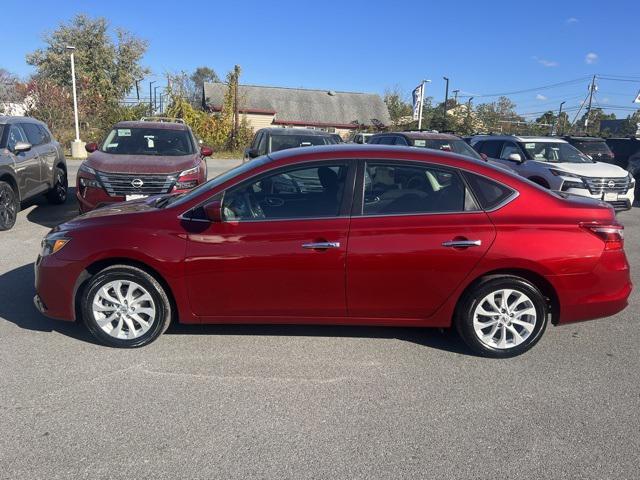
604,192 -> 618,201
125,194 -> 148,201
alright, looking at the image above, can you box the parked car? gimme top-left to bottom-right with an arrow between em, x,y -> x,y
330,133 -> 344,144
606,137 -> 640,172
348,132 -> 373,144
77,118 -> 211,213
563,136 -> 615,163
35,145 -> 631,357
0,116 -> 68,230
471,135 -> 635,211
369,131 -> 516,172
244,128 -> 338,161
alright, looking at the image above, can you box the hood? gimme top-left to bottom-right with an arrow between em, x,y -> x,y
538,160 -> 628,178
85,150 -> 199,174
58,197 -> 159,231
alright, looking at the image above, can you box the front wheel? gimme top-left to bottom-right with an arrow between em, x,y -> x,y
81,265 -> 172,348
455,276 -> 548,358
46,166 -> 68,204
0,181 -> 19,231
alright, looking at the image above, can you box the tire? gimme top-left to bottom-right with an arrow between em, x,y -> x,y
46,166 -> 68,204
455,276 -> 548,358
0,181 -> 19,231
81,265 -> 172,348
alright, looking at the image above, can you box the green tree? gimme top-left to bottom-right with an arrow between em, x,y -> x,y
579,108 -> 616,136
475,96 -> 522,133
383,86 -> 412,126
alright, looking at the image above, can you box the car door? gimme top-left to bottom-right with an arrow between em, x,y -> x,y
346,160 -> 496,320
6,124 -> 41,199
34,125 -> 58,186
183,160 -> 355,319
20,122 -> 52,189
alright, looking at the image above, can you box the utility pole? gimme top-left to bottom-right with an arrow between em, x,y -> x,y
149,80 -> 156,115
584,75 -> 597,131
135,80 -> 140,101
452,89 -> 460,104
443,76 -> 449,130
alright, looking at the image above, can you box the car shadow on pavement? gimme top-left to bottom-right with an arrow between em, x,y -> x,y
0,263 -> 98,344
25,187 -> 80,229
166,322 -> 471,355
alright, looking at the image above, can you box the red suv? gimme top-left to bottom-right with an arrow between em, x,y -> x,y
35,145 -> 631,357
77,119 -> 211,212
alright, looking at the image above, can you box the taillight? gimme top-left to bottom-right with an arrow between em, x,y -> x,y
581,224 -> 624,251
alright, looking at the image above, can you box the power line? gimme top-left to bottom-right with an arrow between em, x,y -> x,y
457,76 -> 590,99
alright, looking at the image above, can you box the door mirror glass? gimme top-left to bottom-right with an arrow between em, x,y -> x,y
13,141 -> 32,153
203,200 -> 223,222
85,142 -> 98,153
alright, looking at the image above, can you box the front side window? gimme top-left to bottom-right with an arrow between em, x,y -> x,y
223,163 -> 349,221
101,127 -> 195,156
362,162 -> 478,215
268,135 -> 336,153
21,123 -> 45,146
500,143 -> 522,160
519,141 -> 593,163
7,125 -> 28,151
477,140 -> 503,158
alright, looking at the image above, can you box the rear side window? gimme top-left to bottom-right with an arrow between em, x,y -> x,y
362,162 -> 478,215
21,123 -> 46,146
463,172 -> 515,210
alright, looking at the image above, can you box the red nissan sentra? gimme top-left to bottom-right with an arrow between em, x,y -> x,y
77,119 -> 211,213
35,145 -> 632,357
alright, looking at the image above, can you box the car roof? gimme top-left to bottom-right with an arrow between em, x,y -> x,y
564,136 -> 606,142
472,135 -> 567,143
259,128 -> 335,136
0,115 -> 46,126
113,120 -> 189,130
375,131 -> 461,140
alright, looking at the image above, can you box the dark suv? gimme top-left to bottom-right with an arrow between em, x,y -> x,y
244,128 -> 339,161
0,116 -> 67,230
77,118 -> 212,213
606,137 -> 640,172
563,136 -> 615,163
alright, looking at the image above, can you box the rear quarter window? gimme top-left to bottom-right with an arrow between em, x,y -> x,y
463,171 -> 516,210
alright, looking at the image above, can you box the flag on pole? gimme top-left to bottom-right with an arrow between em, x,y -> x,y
633,89 -> 640,104
412,83 -> 424,120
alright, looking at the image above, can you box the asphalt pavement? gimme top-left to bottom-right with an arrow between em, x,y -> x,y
0,159 -> 638,480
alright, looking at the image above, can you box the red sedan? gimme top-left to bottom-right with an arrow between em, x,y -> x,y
34,145 -> 631,357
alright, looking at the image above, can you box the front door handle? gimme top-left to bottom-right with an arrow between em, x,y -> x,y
302,241 -> 340,250
442,239 -> 482,248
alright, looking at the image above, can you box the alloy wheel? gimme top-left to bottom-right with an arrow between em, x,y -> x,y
472,288 -> 537,350
0,184 -> 17,229
92,280 -> 157,340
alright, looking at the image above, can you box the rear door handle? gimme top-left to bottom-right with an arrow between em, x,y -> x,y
302,242 -> 340,250
442,239 -> 482,248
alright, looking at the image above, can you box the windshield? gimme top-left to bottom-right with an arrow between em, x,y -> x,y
574,141 -> 613,157
520,141 -> 593,163
269,134 -> 337,153
412,138 -> 482,160
101,127 -> 195,156
167,157 -> 270,208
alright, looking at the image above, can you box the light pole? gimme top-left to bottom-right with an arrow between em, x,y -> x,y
66,46 -> 86,159
149,80 -> 156,114
556,101 -> 566,135
443,76 -> 449,130
417,79 -> 431,130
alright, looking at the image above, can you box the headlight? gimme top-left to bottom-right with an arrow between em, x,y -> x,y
40,232 -> 70,257
549,168 -> 581,179
178,165 -> 200,177
79,163 -> 96,175
628,172 -> 635,184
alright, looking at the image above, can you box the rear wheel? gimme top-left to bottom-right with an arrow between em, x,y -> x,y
46,166 -> 68,204
81,265 -> 172,348
455,276 -> 548,358
0,181 -> 19,231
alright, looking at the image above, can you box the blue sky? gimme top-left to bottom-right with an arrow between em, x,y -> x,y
3,0 -> 639,118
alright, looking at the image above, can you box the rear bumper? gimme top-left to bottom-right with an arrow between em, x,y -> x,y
550,250 -> 632,324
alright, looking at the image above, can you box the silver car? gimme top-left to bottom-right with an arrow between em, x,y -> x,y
0,116 -> 68,230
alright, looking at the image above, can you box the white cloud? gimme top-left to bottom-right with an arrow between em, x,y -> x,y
532,56 -> 559,67
585,52 -> 598,64
566,17 -> 579,24
536,94 -> 548,101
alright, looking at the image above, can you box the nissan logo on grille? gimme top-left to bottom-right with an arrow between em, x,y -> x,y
607,180 -> 616,188
131,179 -> 144,188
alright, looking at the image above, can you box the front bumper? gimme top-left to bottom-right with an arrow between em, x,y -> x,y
34,253 -> 84,321
562,186 -> 634,211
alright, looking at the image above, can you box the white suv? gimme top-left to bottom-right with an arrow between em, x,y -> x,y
471,135 -> 635,211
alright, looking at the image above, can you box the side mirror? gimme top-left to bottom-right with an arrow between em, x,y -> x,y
507,153 -> 523,162
85,142 -> 98,153
245,148 -> 259,159
13,141 -> 32,153
203,199 -> 223,222
480,153 -> 488,161
200,146 -> 213,157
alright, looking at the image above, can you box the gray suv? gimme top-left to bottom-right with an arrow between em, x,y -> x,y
0,116 -> 68,230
